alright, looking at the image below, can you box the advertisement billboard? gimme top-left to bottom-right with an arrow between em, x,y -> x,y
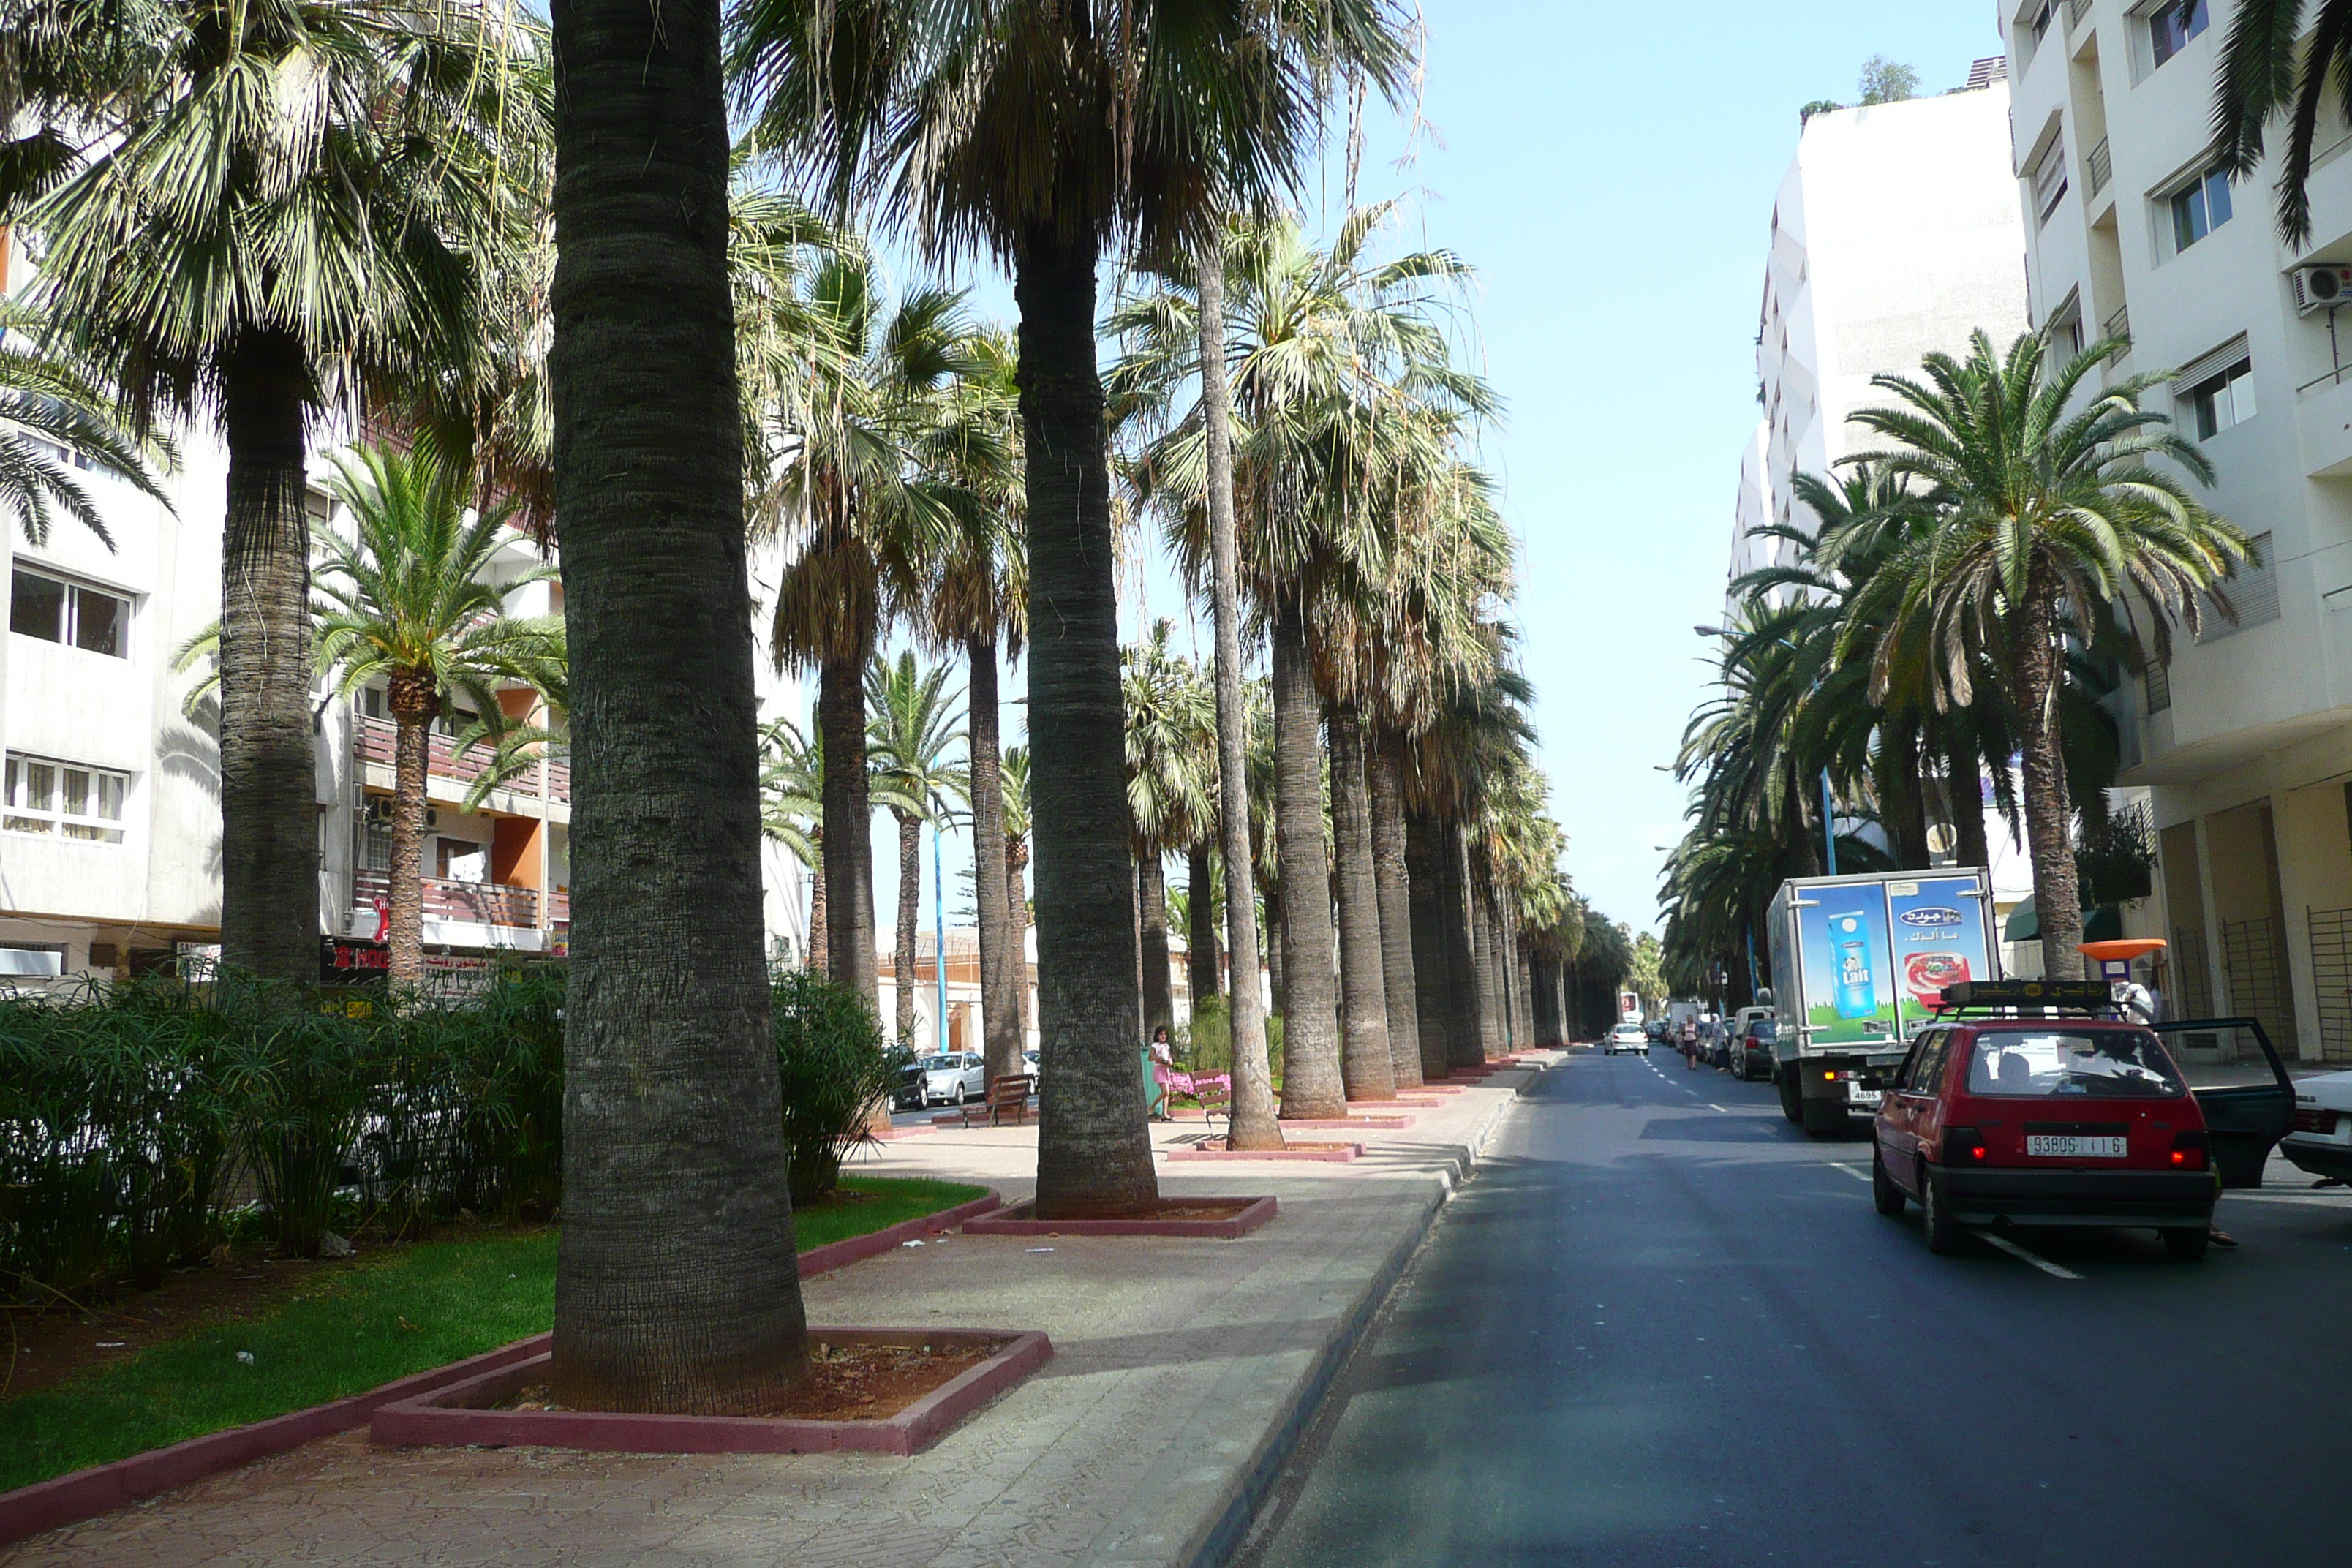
1884,875 -> 1994,1030
1795,883 -> 1899,1044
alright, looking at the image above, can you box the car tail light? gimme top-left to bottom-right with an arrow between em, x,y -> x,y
2170,1130 -> 2209,1170
1942,1126 -> 1988,1166
2293,1107 -> 2340,1134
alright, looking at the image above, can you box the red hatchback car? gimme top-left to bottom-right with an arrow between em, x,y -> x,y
1872,993 -> 2217,1262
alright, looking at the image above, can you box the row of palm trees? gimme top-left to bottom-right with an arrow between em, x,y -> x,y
1662,331 -> 2251,1001
0,0 -> 1632,1414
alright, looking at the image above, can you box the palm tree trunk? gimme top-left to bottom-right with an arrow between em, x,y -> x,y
1891,756 -> 1931,870
1368,730 -> 1422,1089
1469,874 -> 1504,1060
1264,884 -> 1287,1017
1007,834 -> 1032,1047
216,328 -> 320,984
1138,850 -> 1175,1044
805,825 -> 828,972
546,0 -> 805,1411
2015,579 -> 2085,980
1270,603 -> 1345,1118
968,637 -> 1020,1084
1439,822 -> 1484,1074
1327,707 -> 1394,1101
1405,812 -> 1455,1080
1531,958 -> 1558,1047
894,810 -> 922,1047
1015,225 -> 1157,1217
386,699 -> 434,984
818,652 -> 878,1009
1187,842 -> 1221,1003
1947,730 -> 1990,870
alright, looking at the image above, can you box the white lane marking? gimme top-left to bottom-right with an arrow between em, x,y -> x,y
1706,1104 -> 1728,1114
1825,1163 -> 1873,1185
1980,1232 -> 2083,1280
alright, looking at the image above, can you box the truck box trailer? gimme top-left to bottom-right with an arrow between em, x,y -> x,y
1765,870 -> 2001,1136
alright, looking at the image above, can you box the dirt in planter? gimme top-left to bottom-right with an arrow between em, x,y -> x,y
505,1338 -> 1006,1422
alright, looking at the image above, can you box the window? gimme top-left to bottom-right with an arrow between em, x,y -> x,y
2200,530 -> 2281,640
1965,1030 -> 2186,1098
2150,0 -> 2209,68
2188,358 -> 2257,438
2171,165 -> 2234,251
355,807 -> 391,874
2032,136 -> 2070,222
1904,1031 -> 1950,1096
4,753 -> 129,842
360,685 -> 386,720
10,568 -> 129,657
2144,656 -> 2172,714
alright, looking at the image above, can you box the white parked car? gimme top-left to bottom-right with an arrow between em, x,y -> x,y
2280,1070 -> 2352,1183
894,1051 -> 987,1109
1605,1022 -> 1650,1056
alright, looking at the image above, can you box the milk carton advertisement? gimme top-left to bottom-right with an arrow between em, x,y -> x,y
1798,885 -> 1899,1044
1884,875 -> 1994,1030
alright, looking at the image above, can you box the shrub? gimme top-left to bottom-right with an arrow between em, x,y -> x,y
770,970 -> 909,1207
1183,996 -> 1230,1073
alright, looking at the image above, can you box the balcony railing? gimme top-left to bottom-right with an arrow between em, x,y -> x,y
2065,0 -> 2090,32
2103,306 -> 2130,363
354,872 -> 557,932
2087,137 -> 2111,197
354,715 -> 568,805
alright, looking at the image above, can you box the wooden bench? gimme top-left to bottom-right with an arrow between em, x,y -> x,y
1156,1065 -> 1232,1137
962,1072 -> 1035,1127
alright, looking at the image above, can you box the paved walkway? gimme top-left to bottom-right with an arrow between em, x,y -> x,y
7,1059 -> 1555,1568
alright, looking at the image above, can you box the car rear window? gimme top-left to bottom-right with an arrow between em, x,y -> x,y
1964,1031 -> 2186,1099
1746,1020 -> 1776,1041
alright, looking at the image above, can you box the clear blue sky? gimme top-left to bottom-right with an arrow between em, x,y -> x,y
864,0 -> 2008,943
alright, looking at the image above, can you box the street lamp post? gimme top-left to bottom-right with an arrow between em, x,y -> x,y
1694,623 -> 1837,875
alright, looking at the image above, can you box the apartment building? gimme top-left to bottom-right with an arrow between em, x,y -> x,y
2004,0 -> 2352,1062
2,256 -> 808,984
1730,69 -> 2031,598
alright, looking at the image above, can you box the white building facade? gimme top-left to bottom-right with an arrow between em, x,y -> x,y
3,248 -> 807,985
2003,0 -> 2352,1061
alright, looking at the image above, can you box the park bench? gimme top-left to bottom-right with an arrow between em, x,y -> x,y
1156,1064 -> 1232,1137
962,1072 -> 1035,1127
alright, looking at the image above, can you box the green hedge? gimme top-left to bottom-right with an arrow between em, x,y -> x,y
0,966 -> 905,1303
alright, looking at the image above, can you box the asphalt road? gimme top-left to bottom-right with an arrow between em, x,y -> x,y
1238,1046 -> 2352,1568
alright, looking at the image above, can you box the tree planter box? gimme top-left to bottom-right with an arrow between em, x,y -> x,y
371,1329 -> 1052,1458
962,1195 -> 1277,1238
1169,1140 -> 1364,1164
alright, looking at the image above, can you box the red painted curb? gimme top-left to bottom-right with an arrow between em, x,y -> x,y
1413,1083 -> 1468,1094
962,1194 -> 1278,1239
1166,1142 -> 1364,1164
1277,1116 -> 1413,1129
868,1124 -> 938,1140
0,1186 -> 1003,1547
372,1329 -> 1052,1457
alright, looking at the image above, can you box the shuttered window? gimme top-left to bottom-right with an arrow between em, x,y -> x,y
2198,531 -> 2280,641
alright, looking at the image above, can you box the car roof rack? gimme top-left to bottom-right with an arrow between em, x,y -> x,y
1930,979 -> 2122,1019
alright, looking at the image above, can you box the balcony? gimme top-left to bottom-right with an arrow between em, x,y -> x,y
2298,366 -> 2352,478
354,715 -> 568,805
2087,137 -> 2111,198
2065,0 -> 2089,31
354,872 -> 557,932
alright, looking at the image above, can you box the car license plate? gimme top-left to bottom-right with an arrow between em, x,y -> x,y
1847,1088 -> 1883,1107
2027,1135 -> 2127,1158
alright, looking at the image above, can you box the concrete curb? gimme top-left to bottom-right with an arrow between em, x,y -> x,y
1074,1079 -> 1533,1568
0,1185 -> 1003,1547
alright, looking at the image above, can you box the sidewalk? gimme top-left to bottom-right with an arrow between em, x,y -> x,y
4,1056 -> 1558,1568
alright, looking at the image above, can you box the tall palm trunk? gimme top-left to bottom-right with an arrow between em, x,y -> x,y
1264,884 -> 1287,1017
1531,958 -> 1558,1047
818,652 -> 879,1007
2014,578 -> 2085,979
968,637 -> 1021,1083
1438,822 -> 1483,1073
1187,843 -> 1221,1004
1462,854 -> 1501,1063
1368,730 -> 1422,1088
1196,237 -> 1278,1148
1138,851 -> 1174,1044
217,328 -> 320,984
1016,226 -> 1158,1217
1947,731 -> 1990,870
385,677 -> 438,984
1270,604 -> 1345,1118
546,0 -> 804,1410
1405,812 -> 1455,1081
894,810 -> 922,1046
1327,707 -> 1394,1101
1006,832 -> 1032,1045
805,824 -> 828,972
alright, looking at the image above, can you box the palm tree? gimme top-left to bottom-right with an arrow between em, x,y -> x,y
0,297 -> 171,546
763,251 -> 986,1012
309,445 -> 564,983
865,651 -> 971,1047
1,0 -> 546,983
2215,2 -> 2352,244
536,0 -> 807,1411
735,0 -> 1415,1212
1123,620 -> 1215,1046
758,716 -> 826,967
1836,331 -> 2248,979
1000,745 -> 1034,1048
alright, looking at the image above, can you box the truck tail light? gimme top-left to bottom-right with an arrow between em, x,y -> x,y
2170,1130 -> 2209,1170
1943,1127 -> 1988,1166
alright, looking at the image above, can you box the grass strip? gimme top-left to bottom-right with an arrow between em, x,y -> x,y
0,1176 -> 983,1493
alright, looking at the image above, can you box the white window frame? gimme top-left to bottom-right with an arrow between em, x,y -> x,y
3,752 -> 132,843
2174,336 -> 2256,439
2032,136 -> 2071,223
8,565 -> 133,658
2148,0 -> 2209,70
2166,163 -> 2234,255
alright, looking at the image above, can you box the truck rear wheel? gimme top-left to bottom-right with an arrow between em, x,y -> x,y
1801,1097 -> 1845,1138
1778,1068 -> 1801,1123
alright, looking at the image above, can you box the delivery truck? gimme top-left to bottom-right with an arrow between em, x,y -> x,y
1763,870 -> 2001,1136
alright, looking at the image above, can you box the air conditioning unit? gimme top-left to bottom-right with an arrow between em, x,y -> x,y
364,798 -> 434,829
2293,264 -> 2352,314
